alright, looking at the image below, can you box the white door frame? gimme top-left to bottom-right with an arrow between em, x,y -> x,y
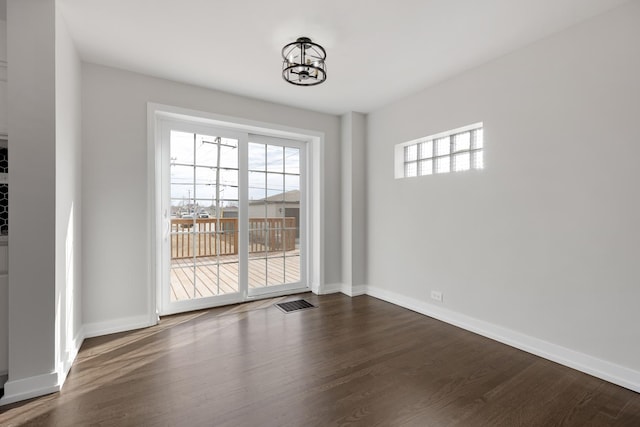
245,134 -> 308,298
147,103 -> 324,317
159,119 -> 246,314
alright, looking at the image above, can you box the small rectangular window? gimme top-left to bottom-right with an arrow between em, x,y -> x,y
395,123 -> 483,179
454,152 -> 470,172
405,161 -> 417,177
419,159 -> 433,175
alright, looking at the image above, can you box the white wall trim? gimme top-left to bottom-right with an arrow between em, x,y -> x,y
1,321 -> 138,406
146,104 -> 160,331
342,284 -> 367,297
83,315 -> 156,339
58,327 -> 85,385
310,281 -> 321,295
324,283 -> 368,296
340,283 -> 352,295
366,286 -> 640,394
320,282 -> 342,294
0,371 -> 60,406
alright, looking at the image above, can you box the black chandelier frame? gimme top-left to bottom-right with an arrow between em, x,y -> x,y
282,37 -> 327,86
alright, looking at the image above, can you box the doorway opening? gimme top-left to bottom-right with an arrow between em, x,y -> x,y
150,106 -> 321,315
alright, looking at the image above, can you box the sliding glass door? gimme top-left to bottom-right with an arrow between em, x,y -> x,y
158,120 -> 307,314
168,128 -> 240,305
247,136 -> 305,297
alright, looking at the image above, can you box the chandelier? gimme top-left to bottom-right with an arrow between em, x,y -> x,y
282,37 -> 327,86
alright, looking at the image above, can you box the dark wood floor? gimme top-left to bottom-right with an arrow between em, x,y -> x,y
1,293 -> 639,426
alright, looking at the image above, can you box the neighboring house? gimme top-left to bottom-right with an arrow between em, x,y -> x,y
249,190 -> 300,237
249,189 -> 300,219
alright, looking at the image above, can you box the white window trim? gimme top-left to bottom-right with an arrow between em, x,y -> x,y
395,122 -> 483,179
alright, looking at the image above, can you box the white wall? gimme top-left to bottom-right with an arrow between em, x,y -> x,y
367,1 -> 640,379
1,0 -> 84,406
5,0 -> 57,395
81,64 -> 341,328
54,5 -> 83,380
341,112 -> 367,295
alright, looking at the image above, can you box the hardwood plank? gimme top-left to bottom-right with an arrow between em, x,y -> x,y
2,294 -> 638,427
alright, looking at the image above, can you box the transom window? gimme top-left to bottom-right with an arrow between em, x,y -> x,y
396,123 -> 483,178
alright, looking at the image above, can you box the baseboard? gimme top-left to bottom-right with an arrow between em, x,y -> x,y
339,283 -> 367,297
366,286 -> 640,394
83,314 -> 157,339
310,282 -> 321,294
59,326 -> 86,385
319,282 -> 342,294
1,317 -> 153,406
0,371 -> 60,406
0,326 -> 86,406
350,284 -> 367,296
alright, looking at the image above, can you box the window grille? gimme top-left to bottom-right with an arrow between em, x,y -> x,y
396,123 -> 483,179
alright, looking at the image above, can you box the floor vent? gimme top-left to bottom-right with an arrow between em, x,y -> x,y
276,299 -> 316,313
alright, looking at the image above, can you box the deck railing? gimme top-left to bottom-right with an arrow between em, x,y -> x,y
171,217 -> 296,259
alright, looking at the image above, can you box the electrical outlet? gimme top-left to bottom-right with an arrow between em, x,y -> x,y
430,290 -> 443,302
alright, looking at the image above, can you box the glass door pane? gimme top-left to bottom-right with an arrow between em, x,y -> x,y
169,130 -> 240,303
247,139 -> 304,295
160,120 -> 308,315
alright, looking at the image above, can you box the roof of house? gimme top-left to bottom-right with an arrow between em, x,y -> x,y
251,190 -> 300,204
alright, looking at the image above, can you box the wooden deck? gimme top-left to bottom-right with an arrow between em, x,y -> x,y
170,250 -> 300,301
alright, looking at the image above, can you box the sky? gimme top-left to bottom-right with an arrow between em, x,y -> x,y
170,130 -> 300,210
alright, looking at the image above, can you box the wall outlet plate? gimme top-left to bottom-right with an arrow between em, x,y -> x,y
430,290 -> 443,302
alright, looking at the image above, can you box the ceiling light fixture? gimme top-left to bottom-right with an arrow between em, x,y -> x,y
282,37 -> 327,86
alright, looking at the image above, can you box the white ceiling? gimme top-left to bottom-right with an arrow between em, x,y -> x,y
57,0 -> 628,115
